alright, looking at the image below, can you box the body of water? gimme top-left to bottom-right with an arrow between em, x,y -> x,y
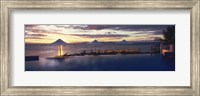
25,42 -> 158,57
25,42 -> 175,71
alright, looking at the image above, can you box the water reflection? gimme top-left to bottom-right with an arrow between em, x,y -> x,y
25,54 -> 175,71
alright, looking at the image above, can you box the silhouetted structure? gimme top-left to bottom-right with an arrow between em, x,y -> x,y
51,39 -> 67,57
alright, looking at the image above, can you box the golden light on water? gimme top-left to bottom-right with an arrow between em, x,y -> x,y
57,45 -> 63,57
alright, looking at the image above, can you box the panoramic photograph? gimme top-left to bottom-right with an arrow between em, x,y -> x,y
25,25 -> 175,71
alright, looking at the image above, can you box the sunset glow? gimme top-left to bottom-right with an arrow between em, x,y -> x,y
25,25 -> 172,44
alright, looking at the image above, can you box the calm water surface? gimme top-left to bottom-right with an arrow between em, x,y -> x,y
25,43 -> 175,71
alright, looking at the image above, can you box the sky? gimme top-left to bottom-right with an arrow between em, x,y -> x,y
25,25 -> 174,44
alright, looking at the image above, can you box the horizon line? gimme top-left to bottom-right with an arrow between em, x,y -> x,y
25,40 -> 160,44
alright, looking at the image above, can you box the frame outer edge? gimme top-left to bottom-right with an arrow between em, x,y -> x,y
192,1 -> 200,95
0,0 -> 200,96
197,1 -> 200,95
0,0 -> 2,95
0,0 -> 198,9
1,1 -> 10,95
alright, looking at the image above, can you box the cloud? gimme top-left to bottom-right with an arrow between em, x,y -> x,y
25,25 -> 38,29
105,31 -> 116,35
25,25 -> 62,34
71,25 -> 175,32
25,33 -> 47,37
69,34 -> 130,38
25,25 -> 174,35
152,30 -> 163,35
25,36 -> 45,39
24,25 -> 169,43
53,25 -> 71,29
25,25 -> 48,33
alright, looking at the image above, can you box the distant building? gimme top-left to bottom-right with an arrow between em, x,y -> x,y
160,41 -> 175,56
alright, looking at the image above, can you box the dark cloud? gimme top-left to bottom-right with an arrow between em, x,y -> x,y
152,31 -> 163,35
70,34 -> 130,38
29,29 -> 46,33
25,25 -> 172,42
25,33 -> 47,37
72,25 -> 175,32
105,31 -> 116,35
25,25 -> 38,28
